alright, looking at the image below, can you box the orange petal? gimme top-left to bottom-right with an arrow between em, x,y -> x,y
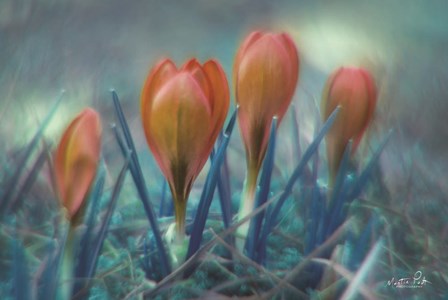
233,31 -> 264,88
149,73 -> 212,193
55,108 -> 101,219
196,59 -> 230,176
141,59 -> 177,122
332,69 -> 370,146
321,68 -> 343,122
203,59 -> 229,139
277,33 -> 300,120
54,113 -> 82,205
322,67 -> 377,180
141,59 -> 177,176
182,58 -> 212,103
236,34 -> 293,169
237,34 -> 291,119
354,69 -> 377,151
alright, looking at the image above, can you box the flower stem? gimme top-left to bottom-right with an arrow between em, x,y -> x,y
165,193 -> 188,268
236,165 -> 259,251
59,224 -> 76,300
173,193 -> 187,244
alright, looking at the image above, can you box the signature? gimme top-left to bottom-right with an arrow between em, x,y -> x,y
387,271 -> 432,288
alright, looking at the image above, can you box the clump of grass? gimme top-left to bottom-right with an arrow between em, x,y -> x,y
1,86 -> 445,300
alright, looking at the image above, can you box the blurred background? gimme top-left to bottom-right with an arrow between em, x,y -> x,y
1,0 -> 447,257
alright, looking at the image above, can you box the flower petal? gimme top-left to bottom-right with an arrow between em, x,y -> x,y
141,59 -> 177,122
141,59 -> 177,178
355,69 -> 377,151
149,73 -> 212,191
233,31 -> 264,87
236,34 -> 293,169
203,59 -> 230,140
55,108 -> 101,219
54,114 -> 81,205
182,58 -> 212,102
277,33 -> 300,119
322,67 -> 377,181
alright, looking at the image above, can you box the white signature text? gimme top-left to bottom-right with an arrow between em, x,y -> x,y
387,271 -> 431,288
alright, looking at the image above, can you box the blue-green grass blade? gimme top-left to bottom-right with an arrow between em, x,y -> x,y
186,109 -> 237,262
111,91 -> 171,277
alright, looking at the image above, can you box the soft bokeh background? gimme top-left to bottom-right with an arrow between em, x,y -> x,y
1,0 -> 448,253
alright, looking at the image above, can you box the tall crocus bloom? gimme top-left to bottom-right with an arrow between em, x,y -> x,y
141,58 -> 229,240
321,67 -> 377,184
54,107 -> 102,224
234,31 -> 299,240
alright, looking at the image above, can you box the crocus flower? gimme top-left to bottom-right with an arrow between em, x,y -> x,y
54,108 -> 102,223
141,58 -> 229,239
233,31 -> 299,237
321,67 -> 377,183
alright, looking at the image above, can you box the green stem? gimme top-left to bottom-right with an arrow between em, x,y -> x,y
165,192 -> 188,268
59,224 -> 76,300
236,165 -> 259,251
173,193 -> 187,244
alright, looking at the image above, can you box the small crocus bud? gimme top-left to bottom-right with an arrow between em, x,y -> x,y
321,67 -> 377,183
141,58 -> 229,240
233,31 -> 299,242
54,108 -> 102,223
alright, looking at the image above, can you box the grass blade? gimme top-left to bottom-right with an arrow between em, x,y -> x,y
213,141 -> 232,229
349,130 -> 393,199
12,235 -> 30,300
305,186 -> 323,255
340,238 -> 384,300
72,154 -> 130,298
8,145 -> 49,213
185,109 -> 237,262
111,90 -> 171,277
348,214 -> 378,271
159,180 -> 169,217
257,106 -> 340,264
73,165 -> 106,286
290,106 -> 302,161
38,227 -> 70,300
37,243 -> 58,300
328,141 -> 353,208
141,236 -> 152,278
324,141 -> 353,238
246,117 -> 277,260
0,91 -> 64,213
324,178 -> 351,239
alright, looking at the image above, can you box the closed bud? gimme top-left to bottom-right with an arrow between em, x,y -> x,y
54,108 -> 102,223
321,67 -> 377,182
234,31 -> 299,182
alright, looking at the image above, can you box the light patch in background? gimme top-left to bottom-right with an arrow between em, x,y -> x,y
32,100 -> 71,143
285,21 -> 391,74
5,90 -> 95,148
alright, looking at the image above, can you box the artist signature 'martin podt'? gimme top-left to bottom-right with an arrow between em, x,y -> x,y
387,271 -> 432,288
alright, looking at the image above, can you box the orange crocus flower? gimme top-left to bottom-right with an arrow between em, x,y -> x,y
321,67 -> 377,183
54,108 -> 102,222
234,31 -> 299,229
141,58 -> 229,238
